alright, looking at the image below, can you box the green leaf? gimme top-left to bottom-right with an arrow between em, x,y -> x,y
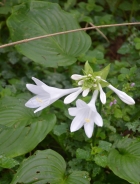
98,141 -> 112,152
117,43 -> 131,54
108,138 -> 140,183
0,96 -> 56,157
114,108 -> 123,118
11,149 -> 90,184
94,152 -> 108,168
84,61 -> 94,75
76,148 -> 91,160
0,155 -> 19,169
53,123 -> 68,136
134,37 -> 140,50
0,96 -> 36,127
0,96 -> 53,127
0,116 -> 56,158
7,1 -> 91,67
94,64 -> 110,80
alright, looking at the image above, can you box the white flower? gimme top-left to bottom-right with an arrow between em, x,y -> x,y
68,90 -> 103,138
72,73 -> 135,106
98,83 -> 106,104
108,84 -> 135,105
25,77 -> 80,113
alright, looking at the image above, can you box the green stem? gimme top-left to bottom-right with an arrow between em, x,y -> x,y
92,101 -> 102,146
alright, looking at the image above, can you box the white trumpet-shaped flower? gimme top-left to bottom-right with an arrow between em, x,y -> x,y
68,90 -> 103,138
108,84 -> 135,105
25,77 -> 81,113
71,73 -> 135,106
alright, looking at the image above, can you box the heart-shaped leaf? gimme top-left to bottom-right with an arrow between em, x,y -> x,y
0,96 -> 56,157
7,1 -> 91,67
108,138 -> 140,183
11,149 -> 90,184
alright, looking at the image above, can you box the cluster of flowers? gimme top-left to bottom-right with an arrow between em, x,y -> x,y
25,63 -> 135,138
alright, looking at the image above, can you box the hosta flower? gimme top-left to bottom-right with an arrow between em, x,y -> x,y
68,90 -> 103,138
108,84 -> 135,105
25,77 -> 81,113
71,74 -> 135,105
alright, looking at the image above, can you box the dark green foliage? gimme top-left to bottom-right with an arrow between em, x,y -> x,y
0,0 -> 140,183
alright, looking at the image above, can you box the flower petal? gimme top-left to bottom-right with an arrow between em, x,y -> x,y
26,84 -> 48,95
34,103 -> 50,113
71,74 -> 84,80
64,88 -> 82,104
68,107 -> 79,116
32,77 -> 45,86
93,112 -> 103,127
42,85 -> 80,98
25,95 -> 50,109
84,121 -> 94,138
70,109 -> 88,132
108,84 -> 135,105
76,99 -> 87,108
82,88 -> 90,97
78,80 -> 84,85
88,90 -> 99,110
99,83 -> 106,104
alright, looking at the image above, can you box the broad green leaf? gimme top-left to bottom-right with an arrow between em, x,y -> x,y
7,1 -> 91,67
0,116 -> 56,158
11,149 -> 90,184
0,95 -> 55,128
65,171 -> 90,184
0,96 -> 56,157
108,138 -> 140,183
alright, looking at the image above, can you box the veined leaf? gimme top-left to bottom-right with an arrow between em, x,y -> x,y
11,149 -> 90,184
0,95 -> 54,128
0,155 -> 19,168
7,1 -> 91,67
108,138 -> 140,183
0,116 -> 56,158
0,96 -> 56,157
0,96 -> 38,127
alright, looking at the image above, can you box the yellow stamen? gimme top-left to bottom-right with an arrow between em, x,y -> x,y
85,118 -> 90,123
36,97 -> 43,103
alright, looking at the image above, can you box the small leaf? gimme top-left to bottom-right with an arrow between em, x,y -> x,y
98,141 -> 112,152
94,64 -> 110,80
84,61 -> 94,75
0,155 -> 19,169
53,123 -> 68,136
94,152 -> 108,168
114,108 -> 123,118
76,148 -> 91,160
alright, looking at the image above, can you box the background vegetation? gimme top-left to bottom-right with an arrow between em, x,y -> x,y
0,0 -> 140,183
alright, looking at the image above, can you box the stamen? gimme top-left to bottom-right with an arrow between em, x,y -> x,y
85,109 -> 92,123
96,76 -> 101,79
36,97 -> 43,103
85,118 -> 90,123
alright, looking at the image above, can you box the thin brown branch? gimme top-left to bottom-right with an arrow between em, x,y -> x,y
0,22 -> 140,49
89,23 -> 109,42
